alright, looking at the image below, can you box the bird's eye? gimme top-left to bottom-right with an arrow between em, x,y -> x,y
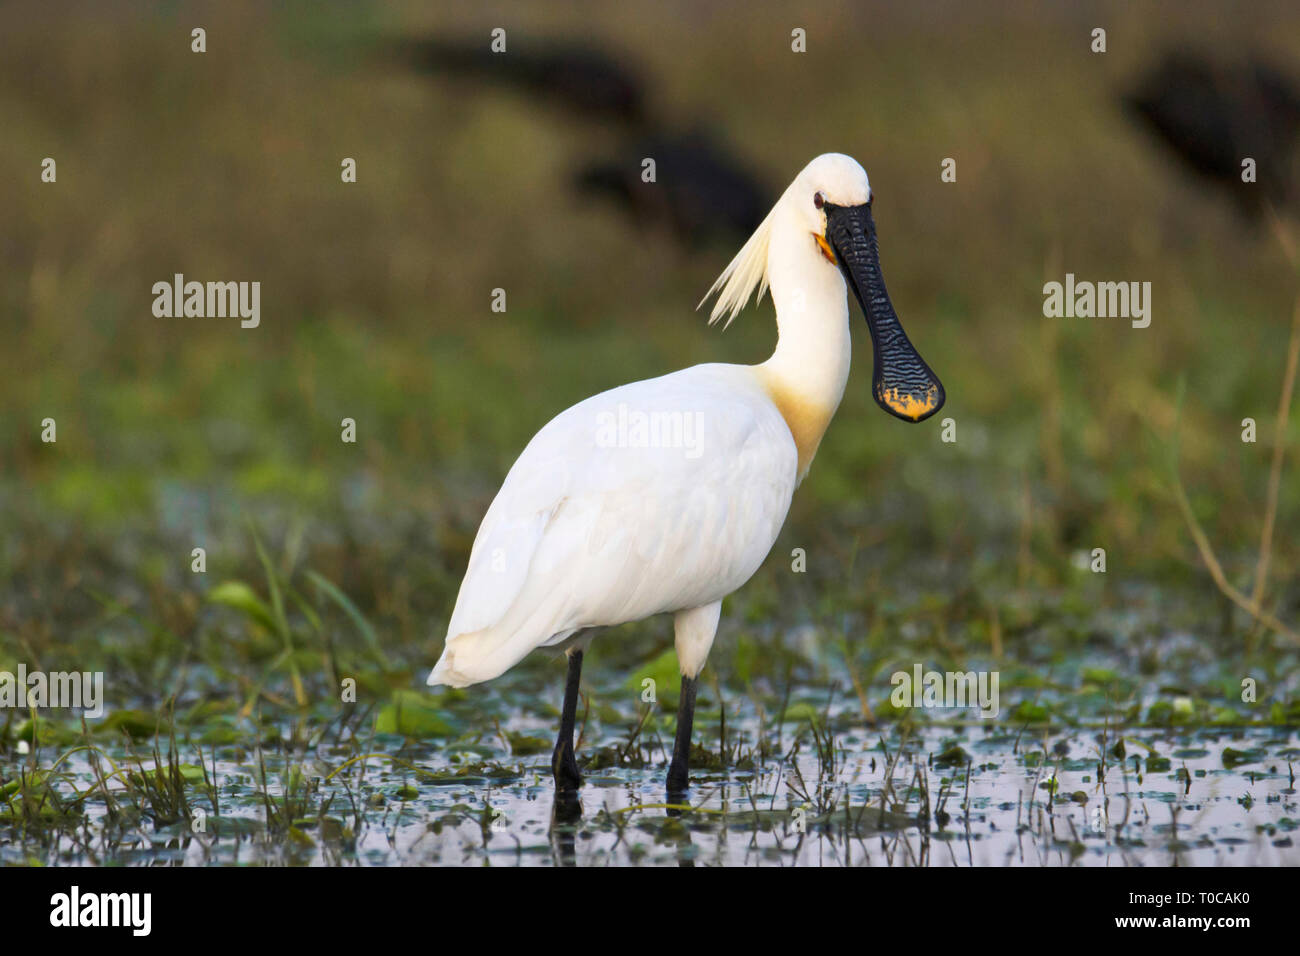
813,192 -> 825,209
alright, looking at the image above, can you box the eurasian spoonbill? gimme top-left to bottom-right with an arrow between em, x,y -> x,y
428,152 -> 944,796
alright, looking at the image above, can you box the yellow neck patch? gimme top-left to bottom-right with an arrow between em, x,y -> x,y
760,374 -> 837,478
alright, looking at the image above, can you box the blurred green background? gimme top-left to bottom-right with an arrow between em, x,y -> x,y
1,0 -> 1298,691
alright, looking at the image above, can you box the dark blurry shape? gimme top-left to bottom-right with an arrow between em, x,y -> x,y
1125,52 -> 1300,217
575,132 -> 766,243
391,37 -> 645,123
390,35 -> 769,245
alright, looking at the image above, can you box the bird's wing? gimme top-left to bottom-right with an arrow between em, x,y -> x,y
430,364 -> 797,686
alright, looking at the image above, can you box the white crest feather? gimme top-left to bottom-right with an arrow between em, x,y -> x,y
697,203 -> 778,328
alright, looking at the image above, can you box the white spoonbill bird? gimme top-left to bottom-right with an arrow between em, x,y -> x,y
428,153 -> 944,795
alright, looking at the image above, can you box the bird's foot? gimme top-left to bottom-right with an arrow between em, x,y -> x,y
551,788 -> 583,829
666,759 -> 689,798
552,740 -> 583,793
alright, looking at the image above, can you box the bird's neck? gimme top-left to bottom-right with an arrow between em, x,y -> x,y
757,219 -> 852,481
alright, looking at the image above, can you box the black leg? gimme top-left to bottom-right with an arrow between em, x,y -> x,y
666,674 -> 697,795
551,649 -> 583,792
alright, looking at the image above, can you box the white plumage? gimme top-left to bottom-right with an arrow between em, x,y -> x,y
429,364 -> 797,687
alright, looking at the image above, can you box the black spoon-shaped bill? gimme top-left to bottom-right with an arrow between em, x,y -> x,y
824,201 -> 945,423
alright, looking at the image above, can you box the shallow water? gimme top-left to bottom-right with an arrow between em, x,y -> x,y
4,572 -> 1298,866
6,702 -> 1295,866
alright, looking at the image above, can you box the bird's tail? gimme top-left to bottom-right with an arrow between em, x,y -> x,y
426,632 -> 499,688
427,618 -> 578,689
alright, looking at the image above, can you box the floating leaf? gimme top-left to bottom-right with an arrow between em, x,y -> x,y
1010,701 -> 1049,723
934,744 -> 969,767
98,709 -> 159,739
780,701 -> 822,726
129,763 -> 206,787
375,690 -> 456,738
505,732 -> 549,756
1082,668 -> 1121,686
1223,747 -> 1262,769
